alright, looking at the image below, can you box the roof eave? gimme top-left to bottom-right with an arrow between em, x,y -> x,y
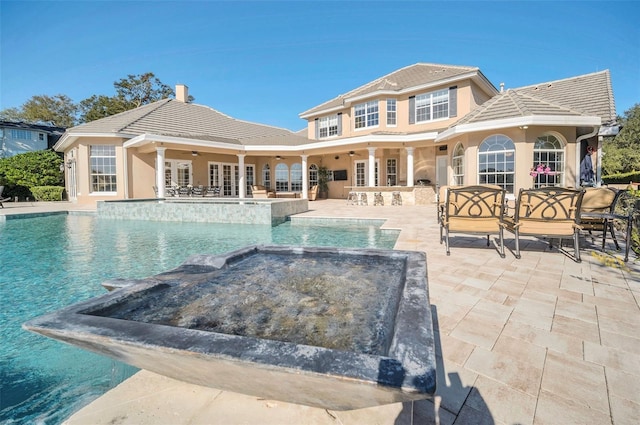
53,131 -> 136,151
436,115 -> 602,143
300,70 -> 499,120
123,134 -> 243,151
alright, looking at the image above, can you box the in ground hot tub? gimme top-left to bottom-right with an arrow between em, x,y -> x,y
24,245 -> 436,410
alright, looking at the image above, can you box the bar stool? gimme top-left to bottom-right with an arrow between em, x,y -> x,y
392,191 -> 402,206
374,192 -> 384,206
358,192 -> 368,206
347,191 -> 358,205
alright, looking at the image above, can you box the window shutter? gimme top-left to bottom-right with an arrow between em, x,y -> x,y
314,118 -> 319,139
337,113 -> 342,136
449,86 -> 457,118
409,96 -> 415,124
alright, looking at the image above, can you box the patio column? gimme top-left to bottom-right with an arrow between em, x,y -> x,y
368,147 -> 376,187
301,154 -> 308,199
156,147 -> 166,198
237,154 -> 246,198
406,147 -> 415,187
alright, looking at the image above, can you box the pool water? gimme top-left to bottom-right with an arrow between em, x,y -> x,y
0,214 -> 399,424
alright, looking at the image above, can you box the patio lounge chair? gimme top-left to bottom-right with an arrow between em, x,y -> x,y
252,185 -> 275,198
503,187 -> 584,262
441,185 -> 506,257
0,186 -> 10,208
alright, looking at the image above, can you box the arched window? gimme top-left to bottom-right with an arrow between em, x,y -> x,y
291,163 -> 302,192
309,164 -> 318,188
532,135 -> 564,188
478,135 -> 515,193
275,163 -> 289,192
452,143 -> 465,186
262,163 -> 271,189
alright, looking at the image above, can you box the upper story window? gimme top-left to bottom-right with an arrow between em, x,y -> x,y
386,99 -> 397,126
354,100 -> 379,129
10,129 -> 33,140
318,115 -> 339,138
90,145 -> 117,192
415,89 -> 448,122
315,114 -> 341,139
38,133 -> 45,141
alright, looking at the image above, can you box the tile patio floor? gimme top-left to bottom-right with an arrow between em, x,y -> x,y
4,199 -> 639,424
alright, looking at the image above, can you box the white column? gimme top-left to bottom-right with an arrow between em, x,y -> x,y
301,154 -> 308,199
237,154 -> 246,198
367,147 -> 376,187
156,147 -> 166,198
406,147 -> 415,187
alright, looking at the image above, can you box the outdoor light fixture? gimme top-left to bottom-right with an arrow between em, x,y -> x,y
276,155 -> 282,160
192,151 -> 198,156
349,151 -> 355,156
519,125 -> 529,130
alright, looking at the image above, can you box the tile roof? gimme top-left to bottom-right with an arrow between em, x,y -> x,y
513,70 -> 616,123
299,63 -> 487,117
66,99 -> 301,145
452,70 -> 616,126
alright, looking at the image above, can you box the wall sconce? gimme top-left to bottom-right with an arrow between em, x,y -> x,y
348,151 -> 355,157
192,151 -> 198,156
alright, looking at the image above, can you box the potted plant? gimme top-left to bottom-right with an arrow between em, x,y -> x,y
317,166 -> 330,199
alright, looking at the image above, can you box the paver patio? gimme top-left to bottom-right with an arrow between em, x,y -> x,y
3,199 -> 639,424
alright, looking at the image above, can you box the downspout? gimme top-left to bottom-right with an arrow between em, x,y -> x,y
575,126 -> 599,188
123,146 -> 129,199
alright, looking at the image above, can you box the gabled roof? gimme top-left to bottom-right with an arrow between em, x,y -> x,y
56,99 -> 305,150
299,63 -> 498,118
1,120 -> 66,134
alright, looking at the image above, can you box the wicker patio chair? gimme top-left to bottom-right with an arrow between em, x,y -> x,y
503,187 -> 585,262
441,185 -> 506,257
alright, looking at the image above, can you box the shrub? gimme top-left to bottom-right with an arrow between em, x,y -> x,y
602,171 -> 640,185
30,186 -> 64,201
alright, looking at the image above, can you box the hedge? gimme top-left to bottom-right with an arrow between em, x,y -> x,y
30,186 -> 65,201
602,171 -> 640,185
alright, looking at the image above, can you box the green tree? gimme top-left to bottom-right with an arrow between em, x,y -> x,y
22,94 -> 77,127
114,72 -> 175,109
603,103 -> 640,175
77,72 -> 180,123
78,94 -> 128,123
0,150 -> 63,188
0,95 -> 76,127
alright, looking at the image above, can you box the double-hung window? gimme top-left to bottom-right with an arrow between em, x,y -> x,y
415,89 -> 449,123
354,100 -> 379,129
90,145 -> 117,192
318,115 -> 339,138
386,99 -> 396,126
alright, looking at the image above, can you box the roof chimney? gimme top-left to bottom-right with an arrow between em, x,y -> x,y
500,82 -> 505,93
176,84 -> 189,103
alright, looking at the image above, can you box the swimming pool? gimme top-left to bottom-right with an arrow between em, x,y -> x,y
0,214 -> 399,424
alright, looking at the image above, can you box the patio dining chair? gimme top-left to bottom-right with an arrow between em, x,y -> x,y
503,187 -> 584,262
204,186 -> 221,197
441,185 -> 506,257
191,185 -> 204,197
0,186 -> 11,208
178,186 -> 191,197
580,187 -> 619,249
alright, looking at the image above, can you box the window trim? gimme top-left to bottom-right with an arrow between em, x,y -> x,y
477,135 -> 515,194
354,100 -> 379,130
89,144 -> 117,193
413,89 -> 450,124
452,143 -> 465,186
386,98 -> 397,127
532,134 -> 565,188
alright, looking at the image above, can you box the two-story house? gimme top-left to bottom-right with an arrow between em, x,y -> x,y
1,121 -> 65,158
53,63 -> 617,206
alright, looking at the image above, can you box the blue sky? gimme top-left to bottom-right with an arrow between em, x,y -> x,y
1,1 -> 638,131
